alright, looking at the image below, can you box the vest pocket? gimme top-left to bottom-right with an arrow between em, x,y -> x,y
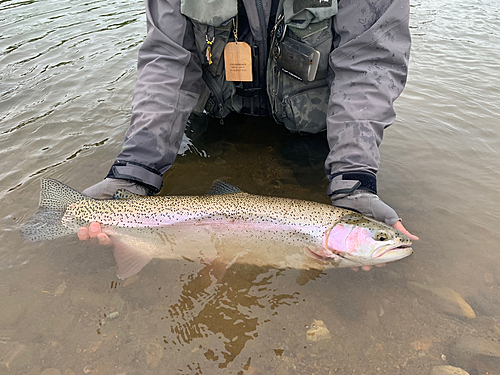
268,17 -> 333,134
181,0 -> 237,76
281,82 -> 329,133
180,0 -> 237,27
190,20 -> 233,76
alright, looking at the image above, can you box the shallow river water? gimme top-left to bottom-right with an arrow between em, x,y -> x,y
1,0 -> 500,374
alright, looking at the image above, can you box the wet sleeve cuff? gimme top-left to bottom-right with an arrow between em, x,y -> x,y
327,171 -> 377,197
106,161 -> 163,195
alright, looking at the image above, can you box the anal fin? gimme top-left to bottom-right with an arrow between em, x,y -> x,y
110,238 -> 152,280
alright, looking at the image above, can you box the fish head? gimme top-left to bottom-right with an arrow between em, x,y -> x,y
321,213 -> 413,266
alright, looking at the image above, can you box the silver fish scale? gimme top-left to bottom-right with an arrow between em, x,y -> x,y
70,194 -> 341,227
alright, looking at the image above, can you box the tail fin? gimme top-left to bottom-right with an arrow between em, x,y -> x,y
21,178 -> 90,242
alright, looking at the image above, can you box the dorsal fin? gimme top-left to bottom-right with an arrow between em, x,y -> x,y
114,189 -> 143,200
205,180 -> 245,196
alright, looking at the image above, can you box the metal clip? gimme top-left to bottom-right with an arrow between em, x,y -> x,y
270,13 -> 286,41
232,18 -> 238,43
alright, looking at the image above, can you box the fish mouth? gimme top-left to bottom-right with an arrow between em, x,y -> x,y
372,244 -> 413,260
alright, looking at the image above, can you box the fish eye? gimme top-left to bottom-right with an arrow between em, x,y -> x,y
375,231 -> 389,241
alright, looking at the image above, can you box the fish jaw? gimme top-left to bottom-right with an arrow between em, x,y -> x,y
319,217 -> 413,266
370,243 -> 413,263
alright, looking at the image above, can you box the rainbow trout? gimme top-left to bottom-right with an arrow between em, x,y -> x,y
21,179 -> 412,279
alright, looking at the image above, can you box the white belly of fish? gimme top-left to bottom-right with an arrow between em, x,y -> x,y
103,220 -> 340,277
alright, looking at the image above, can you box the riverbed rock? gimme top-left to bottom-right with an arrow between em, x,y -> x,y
70,288 -> 109,308
483,273 -> 494,285
466,293 -> 500,317
53,281 -> 67,296
411,336 -> 434,352
306,320 -> 331,342
146,341 -> 164,368
407,282 -> 476,319
109,293 -> 125,311
448,336 -> 500,374
429,365 -> 469,375
0,341 -> 31,372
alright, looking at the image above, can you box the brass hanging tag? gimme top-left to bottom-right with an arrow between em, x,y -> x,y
224,18 -> 252,82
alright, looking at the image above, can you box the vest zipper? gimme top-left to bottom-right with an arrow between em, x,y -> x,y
255,0 -> 268,63
204,73 -> 224,125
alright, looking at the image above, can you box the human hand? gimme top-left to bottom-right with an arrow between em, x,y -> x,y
82,177 -> 148,199
332,190 -> 419,271
79,178 -> 148,243
78,222 -> 111,246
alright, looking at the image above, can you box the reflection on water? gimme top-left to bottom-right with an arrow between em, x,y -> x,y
2,0 -> 500,373
163,265 -> 298,369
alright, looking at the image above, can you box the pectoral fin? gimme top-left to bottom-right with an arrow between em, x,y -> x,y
110,237 -> 152,279
304,246 -> 329,262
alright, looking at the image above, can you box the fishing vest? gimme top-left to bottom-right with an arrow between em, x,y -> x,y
181,0 -> 337,133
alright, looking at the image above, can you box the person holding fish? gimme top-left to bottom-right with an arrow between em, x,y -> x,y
77,0 -> 419,269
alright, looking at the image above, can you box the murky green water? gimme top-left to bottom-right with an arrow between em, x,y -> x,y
1,0 -> 500,374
